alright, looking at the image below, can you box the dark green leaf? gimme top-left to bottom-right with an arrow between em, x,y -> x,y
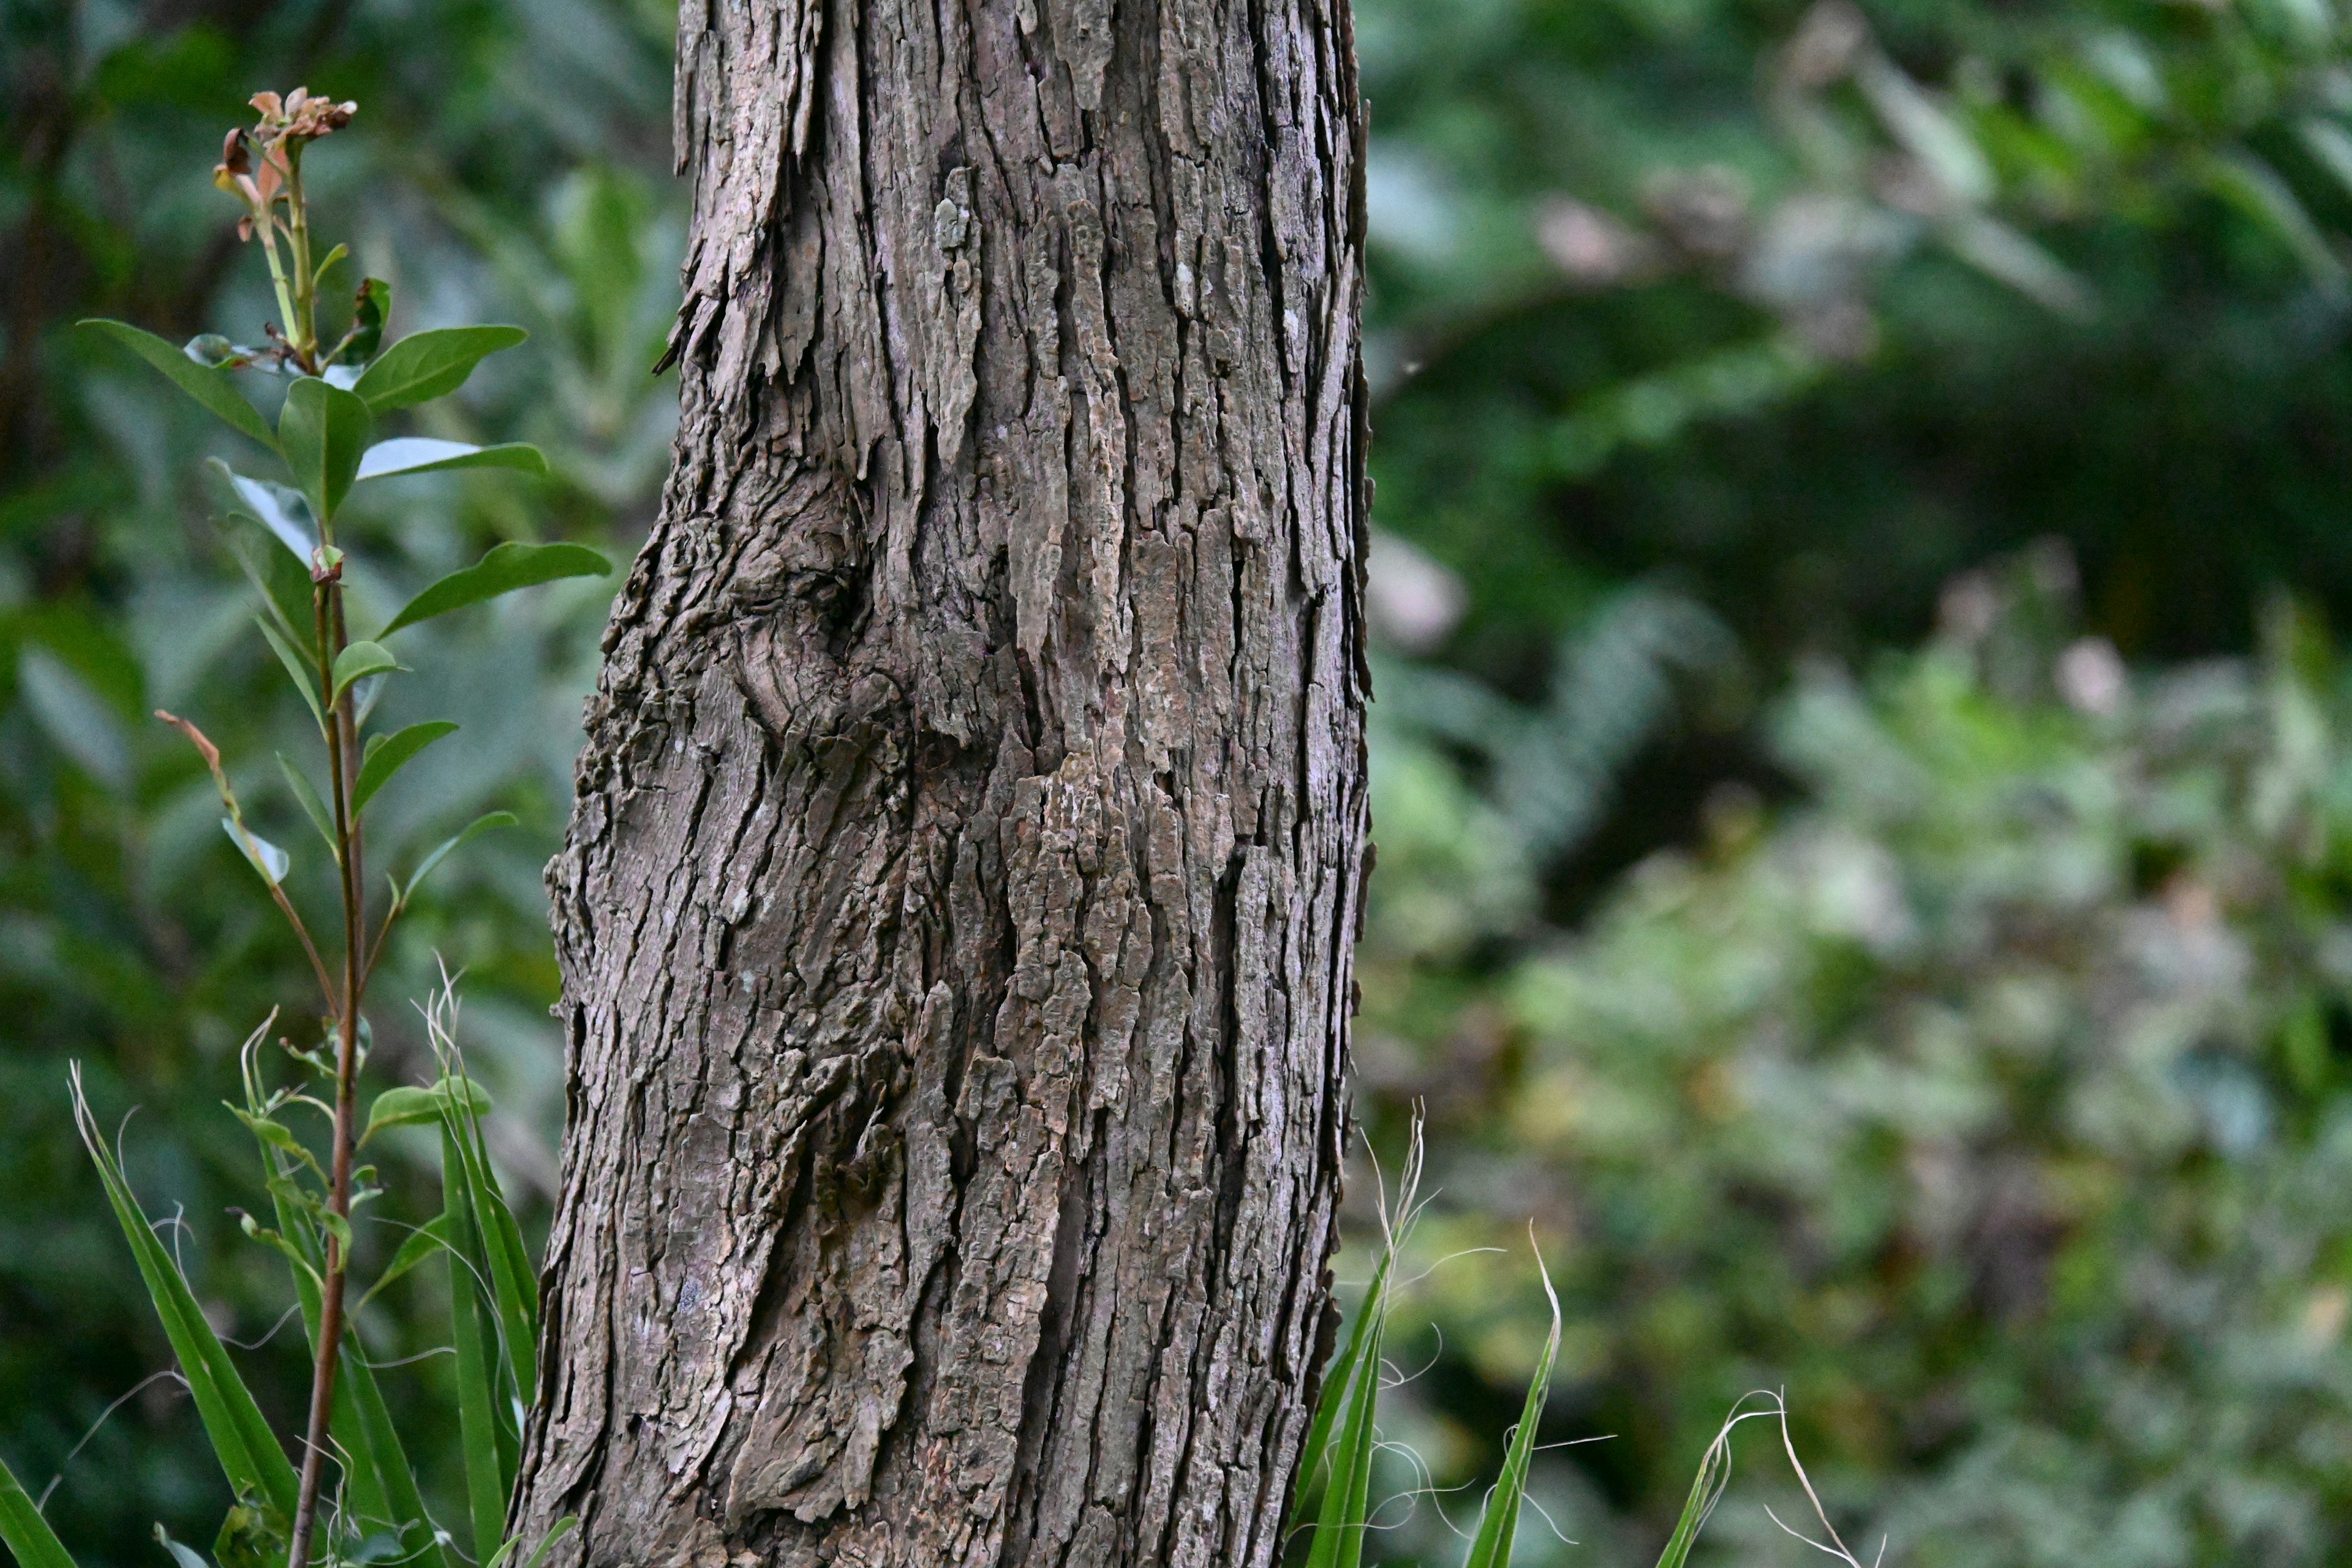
355,721 -> 458,814
344,278 -> 391,365
227,1106 -> 318,1177
380,542 -> 609,638
253,616 -> 326,734
79,319 -> 279,451
354,1215 -> 455,1316
0,1451 -> 79,1568
211,1492 -> 287,1568
444,1124 -> 512,1562
332,641 -> 405,701
362,1077 -> 492,1146
352,326 -> 527,413
2203,148 -> 2347,294
442,1095 -> 538,1408
337,1351 -> 449,1568
277,375 -> 372,525
277,754 -> 339,859
355,439 -> 546,484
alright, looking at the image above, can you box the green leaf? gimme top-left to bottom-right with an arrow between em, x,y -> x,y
208,459 -> 317,563
1460,1248 -> 1561,1568
444,1123 -> 513,1562
355,721 -> 458,814
442,1094 -> 538,1409
355,439 -> 547,483
1302,1273 -> 1387,1568
401,812 -> 518,904
380,541 -> 611,638
277,375 -> 373,525
487,1517 -> 580,1568
235,1212 -> 323,1291
71,1072 -> 300,1520
222,819 -> 290,886
1294,1246 -> 1393,1517
311,242 -> 350,292
80,319 -> 279,452
239,1112 -> 454,1568
1651,1420 -> 1736,1568
277,754 -> 339,859
212,1492 -> 287,1568
352,326 -> 527,413
362,1077 -> 492,1146
332,641 -> 405,701
227,1105 -> 320,1178
354,1215 -> 455,1317
2204,148 -> 2347,295
254,616 -> 326,735
338,1351 -> 450,1568
212,509 -> 317,654
344,278 -> 391,365
0,1450 -> 79,1568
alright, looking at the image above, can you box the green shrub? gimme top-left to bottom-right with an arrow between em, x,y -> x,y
1363,554 -> 2352,1563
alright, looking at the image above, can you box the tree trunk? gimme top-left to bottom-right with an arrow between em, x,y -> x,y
513,1 -> 1369,1563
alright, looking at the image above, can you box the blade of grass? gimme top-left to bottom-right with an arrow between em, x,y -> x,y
1301,1291 -> 1386,1568
442,1101 -> 538,1409
1460,1237 -> 1561,1568
263,1174 -> 450,1568
70,1070 -> 299,1519
0,1451 -> 79,1568
1294,1245 -> 1393,1515
445,1122 -> 513,1559
428,998 -> 538,1402
1651,1393 -> 1783,1568
352,1216 -> 454,1317
341,1348 -> 451,1568
236,1046 -> 451,1568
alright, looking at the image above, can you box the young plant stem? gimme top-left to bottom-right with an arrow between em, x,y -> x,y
255,216 -> 303,366
287,568 -> 366,1568
284,148 -> 318,370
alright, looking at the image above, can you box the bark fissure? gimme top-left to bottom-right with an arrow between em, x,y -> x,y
517,1 -> 1366,1562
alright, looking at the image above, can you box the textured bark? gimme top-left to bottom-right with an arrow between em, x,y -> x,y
513,1 -> 1369,1564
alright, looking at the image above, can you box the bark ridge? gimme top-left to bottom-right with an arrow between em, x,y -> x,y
516,1 -> 1370,1562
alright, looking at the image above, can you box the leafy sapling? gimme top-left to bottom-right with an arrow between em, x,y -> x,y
2,89 -> 608,1568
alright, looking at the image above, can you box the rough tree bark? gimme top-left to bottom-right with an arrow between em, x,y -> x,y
513,1 -> 1369,1564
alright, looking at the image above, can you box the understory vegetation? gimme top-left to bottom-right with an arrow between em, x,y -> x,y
13,0 -> 2352,1564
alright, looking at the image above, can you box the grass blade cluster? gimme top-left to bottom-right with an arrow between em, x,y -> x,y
1460,1237 -> 1559,1568
70,1068 -> 299,1523
0,1454 -> 77,1568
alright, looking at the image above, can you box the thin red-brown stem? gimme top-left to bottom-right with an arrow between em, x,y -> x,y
266,876 -> 339,1008
287,569 -> 366,1568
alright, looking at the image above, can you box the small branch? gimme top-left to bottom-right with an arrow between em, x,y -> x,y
153,709 -> 336,1007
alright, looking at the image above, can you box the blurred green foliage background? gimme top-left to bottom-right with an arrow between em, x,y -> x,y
13,0 -> 2352,1563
